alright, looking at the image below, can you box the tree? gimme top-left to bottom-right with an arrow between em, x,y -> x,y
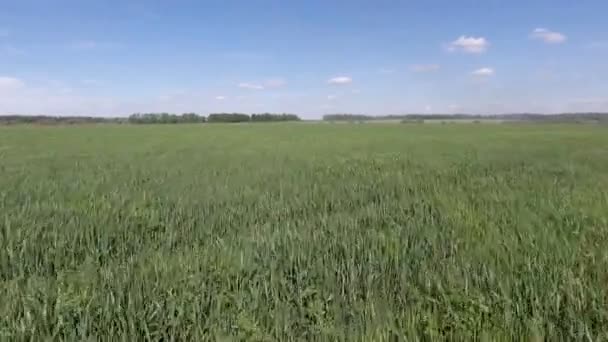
128,113 -> 206,124
207,113 -> 251,123
251,113 -> 301,122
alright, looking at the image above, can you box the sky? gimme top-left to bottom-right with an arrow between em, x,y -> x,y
1,0 -> 608,118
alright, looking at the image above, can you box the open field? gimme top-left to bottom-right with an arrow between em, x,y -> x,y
1,123 -> 608,340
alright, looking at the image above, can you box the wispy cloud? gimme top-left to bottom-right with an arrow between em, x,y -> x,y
327,95 -> 337,100
215,96 -> 226,100
471,67 -> 495,77
0,76 -> 25,91
447,36 -> 489,53
410,64 -> 440,73
327,76 -> 352,85
238,82 -> 264,90
0,80 -> 121,116
235,78 -> 286,91
264,78 -> 287,88
530,28 -> 567,44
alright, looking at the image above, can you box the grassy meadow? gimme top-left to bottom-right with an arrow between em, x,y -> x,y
1,123 -> 607,340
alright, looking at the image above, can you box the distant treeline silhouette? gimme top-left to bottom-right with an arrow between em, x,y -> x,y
0,113 -> 302,125
323,113 -> 608,122
251,113 -> 301,122
207,113 -> 300,123
129,113 -> 300,124
0,115 -> 126,125
2,112 -> 608,125
128,113 -> 206,124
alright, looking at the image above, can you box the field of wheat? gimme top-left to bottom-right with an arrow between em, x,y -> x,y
1,123 -> 607,340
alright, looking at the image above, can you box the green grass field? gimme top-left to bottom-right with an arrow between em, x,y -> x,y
1,123 -> 607,340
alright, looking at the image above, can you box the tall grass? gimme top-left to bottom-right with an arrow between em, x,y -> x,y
1,124 -> 607,340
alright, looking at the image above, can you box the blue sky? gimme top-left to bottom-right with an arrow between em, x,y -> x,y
1,0 -> 607,118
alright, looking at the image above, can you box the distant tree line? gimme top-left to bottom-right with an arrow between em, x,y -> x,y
323,113 -> 608,123
207,113 -> 251,123
0,112 -> 302,125
128,113 -> 206,124
129,112 -> 302,124
3,112 -> 608,125
322,114 -> 376,121
251,113 -> 301,122
207,113 -> 300,123
0,115 -> 126,125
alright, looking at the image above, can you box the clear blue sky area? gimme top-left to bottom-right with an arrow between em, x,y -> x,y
1,0 -> 607,117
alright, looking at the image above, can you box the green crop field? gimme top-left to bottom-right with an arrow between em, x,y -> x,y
1,123 -> 607,340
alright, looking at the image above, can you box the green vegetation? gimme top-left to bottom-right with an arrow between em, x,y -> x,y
207,113 -> 301,123
128,113 -> 206,124
127,113 -> 301,124
2,113 -> 606,125
0,113 -> 302,125
207,113 -> 251,123
324,113 -> 608,123
251,113 -> 301,122
0,115 -> 126,125
1,123 -> 607,340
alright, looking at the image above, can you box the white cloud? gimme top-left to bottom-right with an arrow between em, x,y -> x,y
238,82 -> 264,90
327,95 -> 337,100
410,64 -> 440,73
235,78 -> 286,91
530,28 -> 567,44
0,76 -> 25,91
471,67 -> 495,77
328,76 -> 352,85
215,96 -> 226,100
448,36 -> 489,53
264,78 -> 287,88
